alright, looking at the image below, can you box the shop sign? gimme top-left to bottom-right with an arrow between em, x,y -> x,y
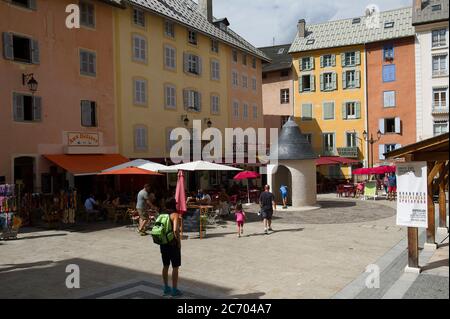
67,132 -> 99,147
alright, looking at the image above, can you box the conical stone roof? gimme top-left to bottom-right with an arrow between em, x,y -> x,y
274,117 -> 317,160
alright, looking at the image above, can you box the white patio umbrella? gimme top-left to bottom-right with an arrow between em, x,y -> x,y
163,160 -> 242,172
102,159 -> 168,173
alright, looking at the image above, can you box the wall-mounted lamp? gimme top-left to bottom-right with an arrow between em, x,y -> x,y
22,73 -> 38,94
204,118 -> 212,128
181,114 -> 190,127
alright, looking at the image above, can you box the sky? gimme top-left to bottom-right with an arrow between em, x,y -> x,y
212,0 -> 412,48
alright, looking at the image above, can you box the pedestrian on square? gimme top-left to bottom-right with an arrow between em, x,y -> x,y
383,174 -> 389,195
259,185 -> 276,235
235,203 -> 246,238
388,173 -> 397,201
136,184 -> 156,236
279,185 -> 289,209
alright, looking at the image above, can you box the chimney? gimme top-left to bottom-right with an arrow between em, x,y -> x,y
198,0 -> 213,23
298,19 -> 306,38
414,0 -> 426,11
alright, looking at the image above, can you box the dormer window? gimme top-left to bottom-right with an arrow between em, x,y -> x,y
432,4 -> 442,11
352,18 -> 361,24
188,30 -> 198,45
278,48 -> 285,54
384,22 -> 394,29
306,39 -> 315,45
219,23 -> 228,31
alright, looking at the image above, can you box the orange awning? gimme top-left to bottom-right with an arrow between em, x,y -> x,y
43,154 -> 129,176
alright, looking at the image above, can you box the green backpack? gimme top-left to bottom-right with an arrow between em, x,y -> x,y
151,213 -> 175,245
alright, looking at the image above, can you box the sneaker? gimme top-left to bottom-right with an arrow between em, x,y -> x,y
163,286 -> 172,296
268,227 -> 273,232
172,288 -> 183,297
264,229 -> 269,235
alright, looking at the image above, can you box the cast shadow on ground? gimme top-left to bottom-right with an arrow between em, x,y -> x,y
422,258 -> 449,272
0,260 -> 55,273
17,234 -> 67,241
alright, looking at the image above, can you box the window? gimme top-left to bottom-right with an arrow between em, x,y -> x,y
280,89 -> 290,104
211,60 -> 220,80
80,1 -> 95,28
382,65 -> 396,82
11,0 -> 36,9
300,57 -> 314,71
132,35 -> 147,62
280,69 -> 290,77
321,72 -> 336,91
433,88 -> 448,111
433,121 -> 449,136
242,54 -> 247,66
432,55 -> 448,77
323,102 -> 335,120
252,57 -> 257,69
379,117 -> 401,134
384,118 -> 398,134
133,79 -> 147,106
242,75 -> 248,88
306,39 -> 315,45
384,22 -> 395,29
342,51 -> 360,67
134,126 -> 148,152
432,29 -> 447,48
432,4 -> 442,11
12,93 -> 41,122
188,30 -> 197,45
252,105 -> 258,119
133,8 -> 145,27
323,133 -> 335,153
252,77 -> 257,91
233,101 -> 239,119
165,85 -> 176,109
384,91 -> 396,108
346,132 -> 357,147
232,50 -> 238,63
184,53 -> 201,75
164,45 -> 176,69
2,33 -> 39,64
352,18 -> 361,24
243,104 -> 249,119
183,89 -> 201,112
81,100 -> 97,127
385,144 -> 396,153
321,54 -> 335,68
303,134 -> 312,144
232,71 -> 239,87
343,102 -> 361,120
80,49 -> 96,76
211,95 -> 220,114
302,103 -> 312,120
343,70 -> 360,89
165,20 -> 175,38
211,39 -> 219,53
299,74 -> 315,92
383,45 -> 394,61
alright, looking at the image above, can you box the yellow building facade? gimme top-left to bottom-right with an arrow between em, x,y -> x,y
292,45 -> 367,178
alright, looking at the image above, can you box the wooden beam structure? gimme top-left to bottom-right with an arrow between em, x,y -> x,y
427,162 -> 437,246
408,227 -> 419,268
439,163 -> 449,229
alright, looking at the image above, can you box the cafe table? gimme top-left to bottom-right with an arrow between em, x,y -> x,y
185,204 -> 214,239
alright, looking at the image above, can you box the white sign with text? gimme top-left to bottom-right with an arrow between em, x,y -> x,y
396,162 -> 428,228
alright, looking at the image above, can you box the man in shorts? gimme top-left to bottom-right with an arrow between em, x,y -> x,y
280,185 -> 289,209
136,184 -> 156,236
160,198 -> 182,297
259,185 -> 277,235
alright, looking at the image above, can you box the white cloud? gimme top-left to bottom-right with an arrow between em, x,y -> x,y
213,0 -> 412,47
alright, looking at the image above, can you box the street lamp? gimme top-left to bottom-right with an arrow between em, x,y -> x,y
22,73 -> 38,93
204,118 -> 212,128
181,115 -> 190,127
363,130 -> 382,168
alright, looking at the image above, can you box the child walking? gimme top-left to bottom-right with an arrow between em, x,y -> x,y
235,203 -> 246,238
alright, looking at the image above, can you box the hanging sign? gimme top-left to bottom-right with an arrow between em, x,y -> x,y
396,162 -> 428,228
67,132 -> 99,146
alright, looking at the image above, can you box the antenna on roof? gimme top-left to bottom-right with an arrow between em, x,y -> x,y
273,37 -> 275,46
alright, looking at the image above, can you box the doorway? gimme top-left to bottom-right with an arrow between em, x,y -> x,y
14,156 -> 35,193
272,165 -> 292,205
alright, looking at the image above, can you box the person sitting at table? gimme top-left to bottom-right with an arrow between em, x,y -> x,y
197,190 -> 212,205
84,194 -> 105,220
218,188 -> 231,216
186,192 -> 197,205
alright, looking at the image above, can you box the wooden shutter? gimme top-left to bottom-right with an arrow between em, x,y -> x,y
13,93 -> 24,121
379,119 -> 385,134
320,74 -> 325,91
341,53 -> 346,67
379,145 -> 386,160
331,54 -> 336,67
310,75 -> 315,92
355,51 -> 361,65
355,102 -> 361,119
3,32 -> 14,60
29,0 -> 37,10
320,56 -> 324,68
395,117 -> 401,134
332,73 -> 337,90
355,71 -> 361,88
33,96 -> 42,121
81,100 -> 92,126
31,39 -> 40,64
342,71 -> 347,89
342,102 -> 347,120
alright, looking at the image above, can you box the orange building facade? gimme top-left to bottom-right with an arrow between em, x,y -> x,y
366,36 -> 417,166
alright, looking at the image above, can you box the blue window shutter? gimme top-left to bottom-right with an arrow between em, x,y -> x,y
355,102 -> 361,119
299,58 -> 304,71
331,54 -> 336,67
355,71 -> 361,88
13,93 -> 24,121
355,51 -> 361,65
395,117 -> 401,134
3,32 -> 13,60
332,73 -> 337,90
310,57 -> 315,70
395,144 -> 402,150
379,145 -> 386,160
320,56 -> 324,68
379,119 -> 385,134
31,39 -> 40,64
310,75 -> 315,92
29,0 -> 37,10
320,74 -> 324,91
342,102 -> 347,120
342,72 -> 347,89
299,77 -> 303,92
341,53 -> 346,67
33,96 -> 42,121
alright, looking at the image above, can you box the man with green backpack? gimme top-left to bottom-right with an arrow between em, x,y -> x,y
151,198 -> 182,297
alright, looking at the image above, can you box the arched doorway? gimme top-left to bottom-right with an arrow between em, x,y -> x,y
14,156 -> 35,193
272,165 -> 292,206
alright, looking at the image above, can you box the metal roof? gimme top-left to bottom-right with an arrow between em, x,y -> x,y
127,0 -> 270,61
412,0 -> 449,26
275,117 -> 318,161
289,7 -> 416,53
259,44 -> 293,73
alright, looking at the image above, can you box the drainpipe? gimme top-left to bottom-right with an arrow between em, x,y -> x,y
364,49 -> 369,168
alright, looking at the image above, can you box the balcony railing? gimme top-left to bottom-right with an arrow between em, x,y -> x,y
432,70 -> 449,77
337,147 -> 359,158
322,149 -> 338,157
432,105 -> 449,115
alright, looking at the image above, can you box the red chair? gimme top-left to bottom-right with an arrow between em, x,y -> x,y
336,185 -> 345,198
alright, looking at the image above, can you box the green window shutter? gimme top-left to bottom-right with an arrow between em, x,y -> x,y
299,58 -> 304,71
332,73 -> 337,90
310,75 -> 315,92
320,74 -> 325,91
183,53 -> 189,73
341,53 -> 346,67
3,32 -> 14,60
355,51 -> 361,65
198,56 -> 202,75
342,71 -> 347,89
355,102 -> 361,119
13,93 -> 24,121
320,56 -> 324,68
31,39 -> 40,64
342,102 -> 347,120
331,54 -> 336,67
197,92 -> 202,111
183,89 -> 189,109
299,77 -> 303,92
355,70 -> 361,88
33,96 -> 42,121
310,57 -> 315,70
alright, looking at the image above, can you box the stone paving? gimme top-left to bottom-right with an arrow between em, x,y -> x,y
0,194 -> 435,299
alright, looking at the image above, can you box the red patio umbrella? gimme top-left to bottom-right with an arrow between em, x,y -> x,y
353,167 -> 373,175
234,171 -> 261,204
372,166 -> 397,175
175,170 -> 187,215
98,167 -> 162,176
